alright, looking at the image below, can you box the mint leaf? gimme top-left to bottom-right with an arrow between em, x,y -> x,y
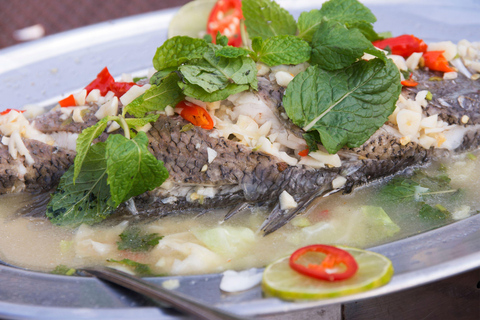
152,36 -> 208,70
310,19 -> 376,70
298,0 -> 376,42
297,10 -> 323,42
216,32 -> 229,46
149,67 -> 177,85
215,46 -> 251,59
203,50 -> 258,89
251,35 -> 311,67
107,259 -> 155,276
117,227 -> 163,252
283,59 -> 401,154
106,132 -> 168,207
346,21 -> 382,42
179,81 -> 249,102
179,63 -> 229,93
242,0 -> 297,39
124,114 -> 160,129
46,142 -> 115,227
124,73 -> 184,118
380,177 -> 421,202
303,132 -> 320,153
419,203 -> 449,220
319,0 -> 376,23
73,117 -> 109,182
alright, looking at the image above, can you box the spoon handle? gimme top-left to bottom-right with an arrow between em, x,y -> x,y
82,266 -> 245,320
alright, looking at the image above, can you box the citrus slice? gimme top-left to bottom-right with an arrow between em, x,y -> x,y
262,246 -> 393,300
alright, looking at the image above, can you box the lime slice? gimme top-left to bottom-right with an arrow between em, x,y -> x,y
168,0 -> 216,39
262,246 -> 393,300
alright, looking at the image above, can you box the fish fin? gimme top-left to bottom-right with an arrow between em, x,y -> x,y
261,186 -> 343,235
15,192 -> 51,218
224,202 -> 251,220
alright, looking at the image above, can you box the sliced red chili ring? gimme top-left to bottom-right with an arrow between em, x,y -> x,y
289,244 -> 358,281
207,0 -> 243,47
177,101 -> 214,130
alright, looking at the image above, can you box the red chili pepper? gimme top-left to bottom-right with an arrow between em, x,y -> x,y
372,34 -> 427,58
58,94 -> 76,107
177,101 -> 214,130
0,109 -> 25,115
85,67 -> 115,96
84,67 -> 136,97
298,148 -> 309,157
110,81 -> 136,97
207,0 -> 243,47
289,244 -> 358,281
422,51 -> 455,73
401,73 -> 418,87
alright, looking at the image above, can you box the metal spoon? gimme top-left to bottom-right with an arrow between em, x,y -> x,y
81,266 -> 246,320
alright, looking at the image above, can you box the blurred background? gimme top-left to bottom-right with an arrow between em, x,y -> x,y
0,0 -> 190,49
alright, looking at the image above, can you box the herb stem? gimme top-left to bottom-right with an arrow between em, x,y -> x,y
118,115 -> 130,140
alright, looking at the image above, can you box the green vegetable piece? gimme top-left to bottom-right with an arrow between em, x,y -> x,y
46,142 -> 115,227
117,226 -> 163,252
283,59 -> 401,154
310,19 -> 379,70
178,81 -> 249,102
242,0 -> 297,40
203,34 -> 213,43
149,67 -> 178,85
215,46 -> 252,59
152,36 -> 209,70
73,117 -> 109,182
425,91 -> 433,100
180,123 -> 195,132
419,203 -> 449,220
51,265 -> 76,276
361,206 -> 400,237
133,77 -> 146,83
251,35 -> 311,67
107,259 -> 155,276
106,132 -> 169,207
297,0 -> 376,42
124,73 -> 184,118
467,153 -> 477,161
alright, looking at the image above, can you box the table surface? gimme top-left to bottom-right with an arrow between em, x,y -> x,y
0,0 -> 190,49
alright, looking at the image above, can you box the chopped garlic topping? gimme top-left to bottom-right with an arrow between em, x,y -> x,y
120,84 -> 150,106
406,52 -> 423,70
443,71 -> 458,80
308,150 -> 341,167
74,89 -> 87,106
274,71 -> 294,87
279,190 -> 298,210
332,176 -> 347,189
396,109 -> 422,137
86,89 -> 101,103
107,121 -> 121,133
95,96 -> 119,119
207,147 -> 217,163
